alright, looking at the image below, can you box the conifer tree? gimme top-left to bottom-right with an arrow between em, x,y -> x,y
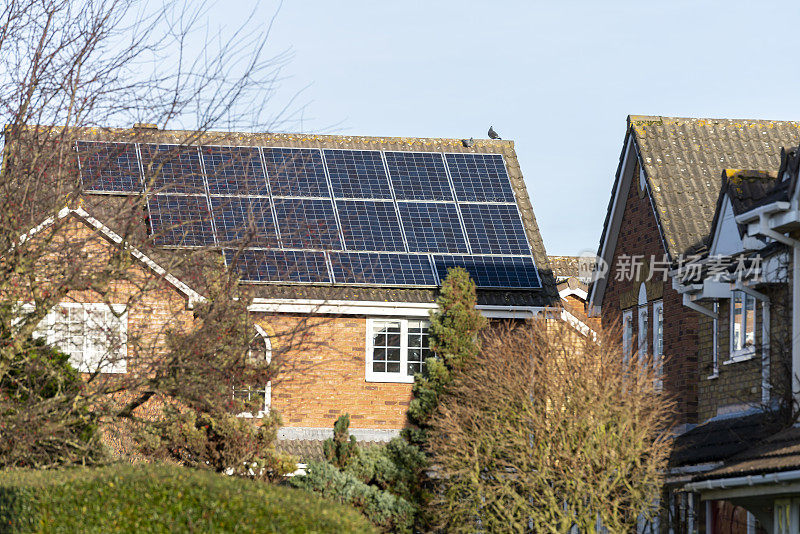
323,414 -> 360,469
406,267 -> 487,444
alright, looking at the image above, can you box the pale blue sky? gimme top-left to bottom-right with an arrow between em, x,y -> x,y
205,1 -> 800,256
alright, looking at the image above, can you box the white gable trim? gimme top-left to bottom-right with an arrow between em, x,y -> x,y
23,207 -> 205,307
559,287 -> 588,301
589,133 -> 670,316
709,197 -> 744,257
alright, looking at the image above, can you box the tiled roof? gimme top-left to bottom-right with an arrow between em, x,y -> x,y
629,116 -> 800,258
707,169 -> 785,242
696,425 -> 800,480
669,411 -> 783,468
548,255 -> 594,283
77,128 -> 559,307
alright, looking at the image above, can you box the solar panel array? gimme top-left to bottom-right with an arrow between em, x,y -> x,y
77,140 -> 540,288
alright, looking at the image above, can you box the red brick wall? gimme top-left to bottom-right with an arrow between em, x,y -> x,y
600,163 -> 700,425
258,314 -> 413,430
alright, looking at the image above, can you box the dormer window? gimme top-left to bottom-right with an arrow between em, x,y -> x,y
730,290 -> 756,359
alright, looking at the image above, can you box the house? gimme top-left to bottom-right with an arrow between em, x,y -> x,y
675,147 -> 800,534
549,255 -> 600,335
17,127 -> 559,456
589,115 -> 800,532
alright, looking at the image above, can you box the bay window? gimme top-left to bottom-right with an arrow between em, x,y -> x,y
366,318 -> 432,383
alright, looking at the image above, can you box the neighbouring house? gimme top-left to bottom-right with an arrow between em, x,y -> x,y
675,147 -> 800,534
589,115 -> 800,532
549,255 -> 600,335
16,128 -> 559,458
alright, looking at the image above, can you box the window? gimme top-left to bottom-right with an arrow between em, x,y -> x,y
730,290 -> 756,359
366,318 -> 432,383
622,309 -> 634,363
652,300 -> 663,391
33,302 -> 127,373
233,325 -> 272,417
710,301 -> 719,378
638,304 -> 649,357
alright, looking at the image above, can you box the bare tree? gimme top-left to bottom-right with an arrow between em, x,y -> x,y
0,0 -> 346,469
426,320 -> 674,533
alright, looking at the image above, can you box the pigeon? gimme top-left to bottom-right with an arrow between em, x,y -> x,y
488,126 -> 501,140
461,137 -> 474,148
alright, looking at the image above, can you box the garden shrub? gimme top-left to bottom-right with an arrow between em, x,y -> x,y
0,464 -> 376,533
289,460 -> 413,533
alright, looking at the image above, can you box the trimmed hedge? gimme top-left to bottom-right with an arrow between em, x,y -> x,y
0,464 -> 376,533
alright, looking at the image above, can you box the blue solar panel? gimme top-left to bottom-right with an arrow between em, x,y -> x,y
385,152 -> 452,201
263,148 -> 329,197
202,146 -> 268,195
459,204 -> 530,254
330,252 -> 436,286
140,144 -> 206,194
398,202 -> 468,253
445,153 -> 515,202
273,198 -> 341,249
210,197 -> 278,246
224,249 -> 330,284
147,194 -> 215,246
77,141 -> 142,193
336,200 -> 405,252
323,150 -> 392,199
433,255 -> 540,288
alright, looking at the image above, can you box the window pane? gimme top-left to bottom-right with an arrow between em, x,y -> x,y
407,362 -> 422,375
744,294 -> 756,348
387,362 -> 400,373
386,333 -> 401,347
387,348 -> 401,362
373,361 -> 386,373
732,293 -> 743,351
373,347 -> 386,362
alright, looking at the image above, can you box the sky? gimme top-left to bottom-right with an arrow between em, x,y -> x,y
204,1 -> 800,256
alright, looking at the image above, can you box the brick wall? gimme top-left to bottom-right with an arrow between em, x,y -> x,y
258,314 -> 413,430
600,163 -> 700,425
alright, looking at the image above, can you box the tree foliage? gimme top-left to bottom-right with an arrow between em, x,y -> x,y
406,266 -> 487,443
323,413 -> 360,469
426,321 -> 673,533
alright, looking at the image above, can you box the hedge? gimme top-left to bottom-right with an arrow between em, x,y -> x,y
0,464 -> 376,533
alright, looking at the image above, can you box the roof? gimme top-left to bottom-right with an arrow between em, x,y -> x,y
548,255 -> 594,284
695,425 -> 800,480
598,116 -> 800,264
630,115 -> 800,258
669,411 -> 783,468
76,128 -> 559,307
708,169 -> 785,241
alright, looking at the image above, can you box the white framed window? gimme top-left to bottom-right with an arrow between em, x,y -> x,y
622,309 -> 634,363
774,499 -> 799,534
729,290 -> 756,361
652,300 -> 663,392
32,302 -> 127,373
709,301 -> 719,379
233,324 -> 272,418
366,318 -> 432,383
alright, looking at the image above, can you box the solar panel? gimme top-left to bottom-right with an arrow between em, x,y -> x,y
273,198 -> 341,249
210,197 -> 278,246
77,141 -> 142,193
140,144 -> 206,194
336,200 -> 405,252
398,202 -> 468,253
224,249 -> 330,283
459,204 -> 530,254
445,153 -> 515,202
263,148 -> 329,197
323,150 -> 392,199
329,252 -> 436,286
433,255 -> 540,288
385,152 -> 452,201
147,194 -> 215,246
202,146 -> 268,195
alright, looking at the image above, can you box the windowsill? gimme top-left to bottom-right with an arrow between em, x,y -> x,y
236,410 -> 269,419
365,373 -> 415,384
722,349 -> 756,365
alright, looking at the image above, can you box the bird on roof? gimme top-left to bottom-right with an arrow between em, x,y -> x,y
461,137 -> 474,148
488,126 -> 501,140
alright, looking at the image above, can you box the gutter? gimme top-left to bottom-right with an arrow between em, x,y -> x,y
685,469 -> 800,492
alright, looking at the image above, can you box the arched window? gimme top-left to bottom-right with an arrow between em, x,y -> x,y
233,325 -> 272,417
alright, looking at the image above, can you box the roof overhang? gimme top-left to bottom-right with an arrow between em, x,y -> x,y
685,469 -> 800,501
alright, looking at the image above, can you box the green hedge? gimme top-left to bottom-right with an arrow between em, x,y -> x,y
0,464 -> 376,533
